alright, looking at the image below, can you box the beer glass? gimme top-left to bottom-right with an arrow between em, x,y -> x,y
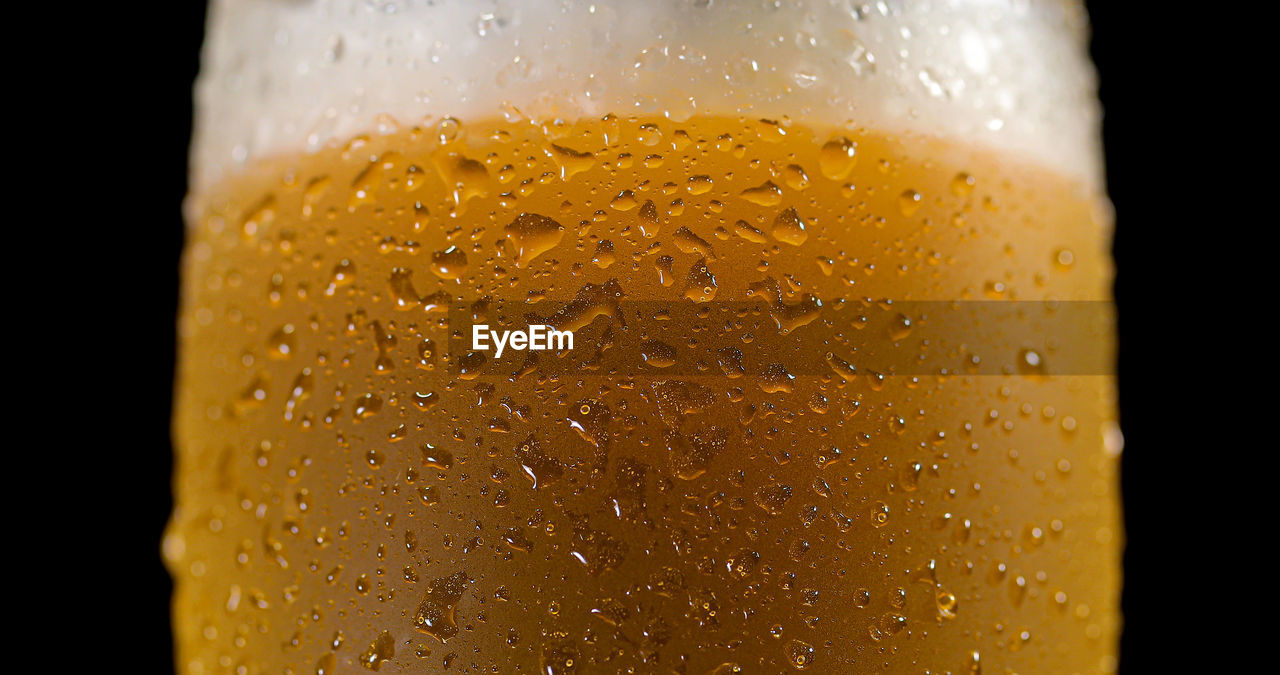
169,1 -> 1120,672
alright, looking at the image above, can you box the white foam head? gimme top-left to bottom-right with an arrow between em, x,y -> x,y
193,0 -> 1102,190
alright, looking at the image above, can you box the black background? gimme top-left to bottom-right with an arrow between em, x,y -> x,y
118,2 -> 1182,672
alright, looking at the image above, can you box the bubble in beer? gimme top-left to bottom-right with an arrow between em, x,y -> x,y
413,571 -> 470,643
899,189 -> 923,216
784,639 -> 815,670
771,207 -> 808,245
359,631 -> 395,671
740,180 -> 784,206
504,213 -> 565,267
818,137 -> 857,179
430,246 -> 468,280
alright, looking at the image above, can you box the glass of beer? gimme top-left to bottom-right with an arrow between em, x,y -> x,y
168,1 -> 1120,672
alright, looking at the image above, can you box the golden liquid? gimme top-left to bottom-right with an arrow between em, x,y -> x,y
169,115 -> 1119,673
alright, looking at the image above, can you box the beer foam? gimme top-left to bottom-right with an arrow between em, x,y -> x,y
193,0 -> 1102,190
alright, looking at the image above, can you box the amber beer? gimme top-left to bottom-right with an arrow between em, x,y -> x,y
169,2 -> 1119,673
